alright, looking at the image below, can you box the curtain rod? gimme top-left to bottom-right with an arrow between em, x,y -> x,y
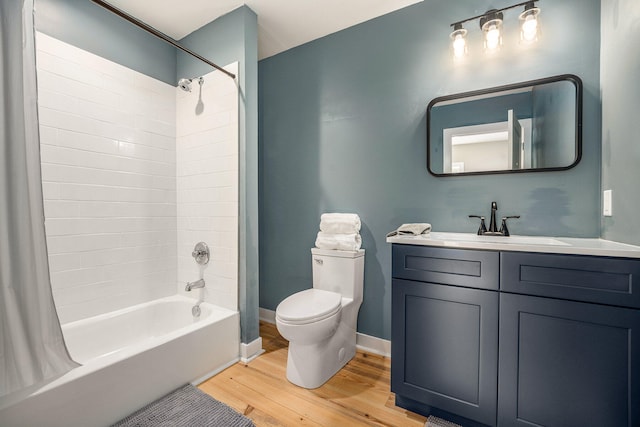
90,0 -> 236,80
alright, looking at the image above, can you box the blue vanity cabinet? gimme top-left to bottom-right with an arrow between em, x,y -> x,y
391,244 -> 640,427
498,252 -> 640,427
391,245 -> 500,426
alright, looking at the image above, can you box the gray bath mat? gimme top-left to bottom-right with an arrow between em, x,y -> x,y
425,415 -> 463,427
111,384 -> 254,427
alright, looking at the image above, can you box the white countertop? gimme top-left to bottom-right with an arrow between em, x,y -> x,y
386,232 -> 640,258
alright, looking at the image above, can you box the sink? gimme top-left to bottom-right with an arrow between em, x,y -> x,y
428,232 -> 571,246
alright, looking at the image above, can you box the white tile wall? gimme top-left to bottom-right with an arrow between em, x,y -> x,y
36,34 -> 239,322
36,33 -> 178,323
176,64 -> 239,311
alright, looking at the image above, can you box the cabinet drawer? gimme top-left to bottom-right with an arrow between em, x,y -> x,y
392,245 -> 499,290
501,252 -> 640,309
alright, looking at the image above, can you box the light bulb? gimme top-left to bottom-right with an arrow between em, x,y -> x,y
519,3 -> 541,43
485,24 -> 501,51
521,16 -> 538,41
453,34 -> 466,58
449,25 -> 468,60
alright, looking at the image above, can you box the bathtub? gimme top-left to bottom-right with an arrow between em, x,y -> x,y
0,295 -> 240,427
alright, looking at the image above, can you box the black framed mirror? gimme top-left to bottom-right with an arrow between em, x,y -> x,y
427,74 -> 582,177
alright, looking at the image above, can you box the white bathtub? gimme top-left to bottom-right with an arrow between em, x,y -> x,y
0,295 -> 240,427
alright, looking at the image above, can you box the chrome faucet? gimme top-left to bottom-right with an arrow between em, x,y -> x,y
185,278 -> 205,291
469,201 -> 520,236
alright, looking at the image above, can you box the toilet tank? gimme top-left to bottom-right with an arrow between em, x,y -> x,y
311,248 -> 365,303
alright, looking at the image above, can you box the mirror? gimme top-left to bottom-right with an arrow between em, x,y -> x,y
427,75 -> 582,176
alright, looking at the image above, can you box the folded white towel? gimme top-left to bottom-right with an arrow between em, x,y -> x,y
386,223 -> 432,237
319,213 -> 361,234
315,232 -> 362,251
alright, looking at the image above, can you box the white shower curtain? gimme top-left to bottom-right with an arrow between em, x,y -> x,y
0,0 -> 78,397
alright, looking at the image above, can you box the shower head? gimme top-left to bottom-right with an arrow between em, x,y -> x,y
178,76 -> 204,92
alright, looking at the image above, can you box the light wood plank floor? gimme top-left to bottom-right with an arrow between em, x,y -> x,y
199,321 -> 427,427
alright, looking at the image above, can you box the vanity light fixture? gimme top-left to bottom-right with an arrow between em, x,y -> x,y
519,1 -> 541,43
450,23 -> 468,59
450,0 -> 540,59
480,10 -> 504,52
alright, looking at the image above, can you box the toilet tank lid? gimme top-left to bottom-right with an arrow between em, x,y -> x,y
276,289 -> 341,322
311,248 -> 365,258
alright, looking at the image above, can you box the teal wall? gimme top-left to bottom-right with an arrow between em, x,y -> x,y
258,0 -> 602,340
601,0 -> 640,246
35,0 -> 175,84
178,6 -> 260,344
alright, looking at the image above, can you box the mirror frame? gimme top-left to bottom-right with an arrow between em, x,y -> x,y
426,74 -> 583,177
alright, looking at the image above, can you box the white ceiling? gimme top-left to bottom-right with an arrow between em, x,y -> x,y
104,0 -> 423,60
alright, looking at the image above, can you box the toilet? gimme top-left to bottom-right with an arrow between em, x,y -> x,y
275,247 -> 365,389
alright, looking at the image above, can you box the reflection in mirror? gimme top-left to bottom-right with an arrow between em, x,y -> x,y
427,75 -> 582,176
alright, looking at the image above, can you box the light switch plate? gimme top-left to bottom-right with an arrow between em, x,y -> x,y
603,190 -> 612,216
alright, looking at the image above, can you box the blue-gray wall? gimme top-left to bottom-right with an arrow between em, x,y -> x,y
258,0 -> 602,340
35,0 -> 175,84
178,6 -> 260,344
601,0 -> 640,246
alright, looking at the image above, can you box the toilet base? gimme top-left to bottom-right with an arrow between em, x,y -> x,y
285,321 -> 357,389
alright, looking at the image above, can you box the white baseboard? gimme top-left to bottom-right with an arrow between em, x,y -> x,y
240,336 -> 265,364
356,331 -> 391,357
259,307 -> 276,324
258,307 -> 391,358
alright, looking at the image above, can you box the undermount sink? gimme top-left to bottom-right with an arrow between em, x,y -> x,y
428,232 -> 571,246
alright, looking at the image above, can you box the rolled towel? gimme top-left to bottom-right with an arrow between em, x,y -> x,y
320,213 -> 361,234
315,232 -> 362,251
386,223 -> 432,237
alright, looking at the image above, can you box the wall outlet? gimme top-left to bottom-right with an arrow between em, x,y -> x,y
603,190 -> 613,216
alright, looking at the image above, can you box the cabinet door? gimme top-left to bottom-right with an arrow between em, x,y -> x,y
499,293 -> 640,427
392,278 -> 499,426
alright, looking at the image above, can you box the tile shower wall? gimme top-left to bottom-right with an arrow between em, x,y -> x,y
176,64 -> 239,311
36,33 -> 177,323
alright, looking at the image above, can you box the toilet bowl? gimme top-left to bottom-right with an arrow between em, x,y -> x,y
275,248 -> 365,389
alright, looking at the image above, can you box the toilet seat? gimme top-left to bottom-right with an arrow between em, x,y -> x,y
276,289 -> 342,325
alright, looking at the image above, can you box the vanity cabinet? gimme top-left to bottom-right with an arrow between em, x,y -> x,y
391,244 -> 640,427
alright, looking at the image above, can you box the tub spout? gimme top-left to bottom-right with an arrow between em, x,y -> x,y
185,279 -> 205,291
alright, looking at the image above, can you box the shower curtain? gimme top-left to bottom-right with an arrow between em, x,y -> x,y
0,0 -> 78,397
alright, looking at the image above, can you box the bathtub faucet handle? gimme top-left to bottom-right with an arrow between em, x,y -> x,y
191,242 -> 210,265
185,278 -> 205,291
192,249 -> 206,258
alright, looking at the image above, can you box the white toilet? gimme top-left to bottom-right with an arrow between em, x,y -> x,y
275,247 -> 365,389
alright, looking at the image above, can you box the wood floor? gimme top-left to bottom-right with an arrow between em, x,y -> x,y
198,321 -> 427,427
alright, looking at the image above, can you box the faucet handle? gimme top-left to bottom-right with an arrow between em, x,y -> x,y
499,216 -> 520,237
469,215 -> 487,235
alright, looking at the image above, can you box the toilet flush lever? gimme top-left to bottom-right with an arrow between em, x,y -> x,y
314,258 -> 323,265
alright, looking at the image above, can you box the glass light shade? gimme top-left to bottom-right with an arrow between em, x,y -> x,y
450,26 -> 468,59
482,19 -> 503,52
519,6 -> 540,43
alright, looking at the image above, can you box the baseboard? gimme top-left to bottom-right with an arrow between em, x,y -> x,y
258,307 -> 391,357
240,336 -> 265,364
356,331 -> 391,357
259,307 -> 276,324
